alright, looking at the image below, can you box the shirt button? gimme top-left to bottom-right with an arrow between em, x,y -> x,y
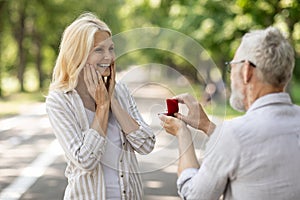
120,159 -> 123,162
122,142 -> 125,146
120,174 -> 123,178
123,190 -> 126,194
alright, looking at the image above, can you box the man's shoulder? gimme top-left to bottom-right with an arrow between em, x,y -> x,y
224,115 -> 249,132
292,103 -> 300,111
209,118 -> 244,144
219,114 -> 256,143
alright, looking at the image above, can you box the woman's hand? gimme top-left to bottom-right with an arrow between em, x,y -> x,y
84,64 -> 110,107
84,64 -> 113,136
105,62 -> 116,101
108,63 -> 139,134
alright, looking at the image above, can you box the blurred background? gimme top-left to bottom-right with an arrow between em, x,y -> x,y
0,0 -> 299,115
0,0 -> 300,199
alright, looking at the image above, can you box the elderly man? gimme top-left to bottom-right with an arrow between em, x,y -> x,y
159,27 -> 300,200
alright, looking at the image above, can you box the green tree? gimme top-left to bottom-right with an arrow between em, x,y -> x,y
0,0 -> 299,97
0,0 -> 124,95
117,0 -> 300,96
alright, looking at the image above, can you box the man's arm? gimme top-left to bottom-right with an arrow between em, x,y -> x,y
158,114 -> 199,175
159,113 -> 240,199
176,124 -> 200,175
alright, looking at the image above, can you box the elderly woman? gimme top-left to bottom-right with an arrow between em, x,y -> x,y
46,13 -> 155,200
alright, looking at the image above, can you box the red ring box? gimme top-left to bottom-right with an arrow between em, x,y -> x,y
166,99 -> 179,116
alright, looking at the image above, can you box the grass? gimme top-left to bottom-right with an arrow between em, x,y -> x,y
0,91 -> 46,118
0,81 -> 299,119
204,101 -> 242,119
291,80 -> 300,105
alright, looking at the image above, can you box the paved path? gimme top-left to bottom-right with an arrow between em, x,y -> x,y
0,83 -> 209,200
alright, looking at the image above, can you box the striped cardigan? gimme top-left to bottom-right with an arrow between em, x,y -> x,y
46,82 -> 155,200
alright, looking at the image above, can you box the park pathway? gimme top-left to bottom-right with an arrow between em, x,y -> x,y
0,78 -> 211,200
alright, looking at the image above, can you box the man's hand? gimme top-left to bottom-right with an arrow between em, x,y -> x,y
173,93 -> 216,136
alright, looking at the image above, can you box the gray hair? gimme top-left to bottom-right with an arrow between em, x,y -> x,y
241,27 -> 295,87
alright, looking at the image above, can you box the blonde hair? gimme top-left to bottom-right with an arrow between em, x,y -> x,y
49,13 -> 111,92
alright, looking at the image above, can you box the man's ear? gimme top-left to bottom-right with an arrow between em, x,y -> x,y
242,60 -> 253,84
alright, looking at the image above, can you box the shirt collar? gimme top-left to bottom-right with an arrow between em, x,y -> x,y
247,92 -> 292,113
63,89 -> 76,94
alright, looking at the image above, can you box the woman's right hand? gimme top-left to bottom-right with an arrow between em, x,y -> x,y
84,64 -> 110,108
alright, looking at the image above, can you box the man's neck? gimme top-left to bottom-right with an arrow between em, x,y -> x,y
244,82 -> 284,110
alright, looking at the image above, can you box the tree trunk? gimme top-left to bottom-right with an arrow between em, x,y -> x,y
0,44 -> 2,97
16,4 -> 27,92
0,1 -> 7,97
34,31 -> 43,89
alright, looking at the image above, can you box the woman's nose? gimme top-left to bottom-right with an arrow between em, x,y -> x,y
103,51 -> 112,60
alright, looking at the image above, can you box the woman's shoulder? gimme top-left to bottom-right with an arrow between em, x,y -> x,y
47,90 -> 73,99
46,89 -> 78,105
46,90 -> 63,102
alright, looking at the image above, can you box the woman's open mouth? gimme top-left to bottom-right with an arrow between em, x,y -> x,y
97,63 -> 111,68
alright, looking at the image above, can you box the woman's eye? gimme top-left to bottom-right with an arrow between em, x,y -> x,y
109,47 -> 114,51
95,48 -> 103,52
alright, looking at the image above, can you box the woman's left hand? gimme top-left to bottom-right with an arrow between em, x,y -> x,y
106,62 -> 116,101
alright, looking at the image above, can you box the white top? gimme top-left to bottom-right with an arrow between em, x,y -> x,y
85,108 -> 122,200
46,82 -> 155,200
177,93 -> 300,200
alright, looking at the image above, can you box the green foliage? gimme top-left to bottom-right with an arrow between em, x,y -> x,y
0,0 -> 299,101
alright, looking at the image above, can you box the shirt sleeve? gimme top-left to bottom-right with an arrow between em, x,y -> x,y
125,124 -> 155,155
46,91 -> 107,171
177,122 -> 241,200
117,83 -> 156,155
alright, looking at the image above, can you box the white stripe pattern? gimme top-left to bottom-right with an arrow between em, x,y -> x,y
46,82 -> 155,200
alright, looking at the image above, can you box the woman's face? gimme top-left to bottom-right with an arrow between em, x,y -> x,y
86,31 -> 115,77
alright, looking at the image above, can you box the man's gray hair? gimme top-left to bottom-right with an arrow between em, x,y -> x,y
241,27 -> 295,87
